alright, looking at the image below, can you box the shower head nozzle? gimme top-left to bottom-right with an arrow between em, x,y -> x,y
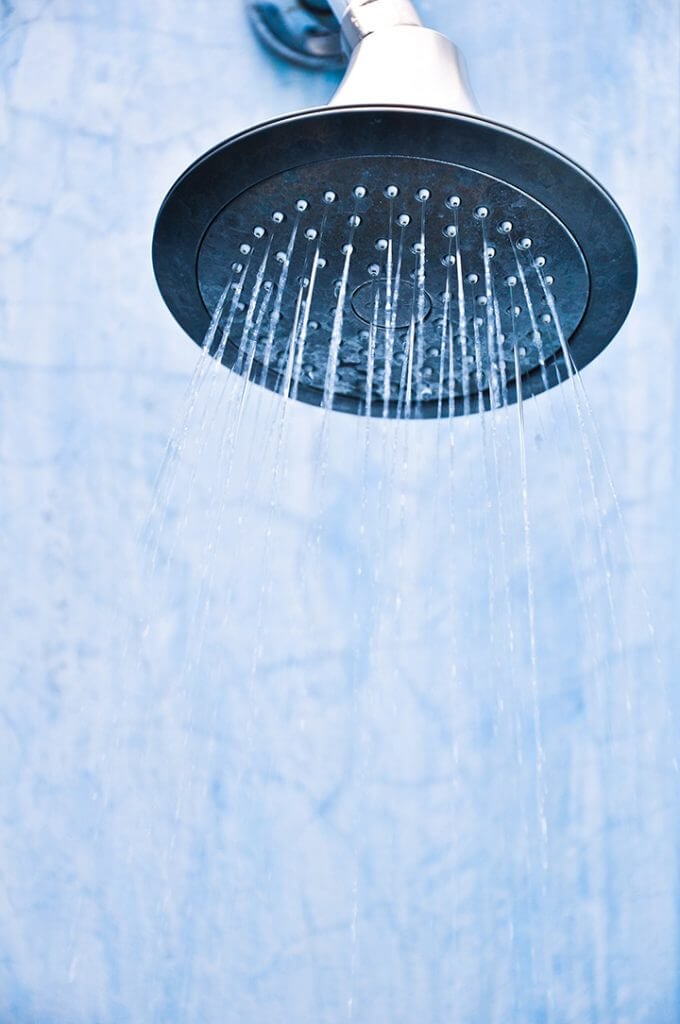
152,2 -> 636,418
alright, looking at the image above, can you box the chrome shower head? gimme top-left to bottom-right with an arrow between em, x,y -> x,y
152,0 -> 636,418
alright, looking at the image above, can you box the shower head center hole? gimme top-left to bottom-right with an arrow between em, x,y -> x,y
351,278 -> 433,330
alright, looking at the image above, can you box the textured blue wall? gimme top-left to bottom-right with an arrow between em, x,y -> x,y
1,1 -> 679,1021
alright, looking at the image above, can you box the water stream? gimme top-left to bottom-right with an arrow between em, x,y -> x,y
129,212 -> 675,1023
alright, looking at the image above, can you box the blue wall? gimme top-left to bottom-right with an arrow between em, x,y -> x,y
1,1 -> 679,1020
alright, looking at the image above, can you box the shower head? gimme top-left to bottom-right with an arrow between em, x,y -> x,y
152,0 -> 636,418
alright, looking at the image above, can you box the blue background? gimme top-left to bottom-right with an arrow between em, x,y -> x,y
1,1 -> 679,1020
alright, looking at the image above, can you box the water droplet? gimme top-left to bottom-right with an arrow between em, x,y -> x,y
275,251 -> 287,263
342,242 -> 353,254
353,185 -> 367,199
545,274 -> 555,286
477,295 -> 488,306
317,257 -> 327,269
446,195 -> 461,208
513,305 -> 522,317
367,263 -> 380,277
348,214 -> 361,228
308,320 -> 319,331
412,241 -> 425,254
397,213 -> 411,227
475,205 -> 489,219
375,238 -> 388,251
272,211 -> 285,223
416,188 -> 431,202
385,184 -> 399,198
467,273 -> 479,284
518,345 -> 527,357
474,316 -> 484,327
506,274 -> 517,287
231,262 -> 243,273
423,366 -> 434,378
296,199 -> 309,212
535,255 -> 546,267
323,190 -> 337,204
429,347 -> 440,357
443,224 -> 457,238
240,243 -> 251,255
305,227 -> 318,240
441,254 -> 456,267
498,220 -> 513,233
253,225 -> 266,238
518,237 -> 532,250
485,245 -> 496,258
263,280 -> 273,291
541,313 -> 552,324
236,301 -> 245,312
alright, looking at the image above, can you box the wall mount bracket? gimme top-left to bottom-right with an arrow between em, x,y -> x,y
246,0 -> 347,71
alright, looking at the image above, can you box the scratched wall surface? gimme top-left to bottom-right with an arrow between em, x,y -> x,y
1,1 -> 679,1022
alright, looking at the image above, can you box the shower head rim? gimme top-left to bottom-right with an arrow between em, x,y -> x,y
152,103 -> 637,416
153,104 -> 637,244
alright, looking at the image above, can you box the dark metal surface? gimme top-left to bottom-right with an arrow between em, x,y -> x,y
152,105 -> 637,417
246,1 -> 347,71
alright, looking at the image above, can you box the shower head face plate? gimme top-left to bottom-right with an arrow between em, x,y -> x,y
153,106 -> 637,417
196,157 -> 587,409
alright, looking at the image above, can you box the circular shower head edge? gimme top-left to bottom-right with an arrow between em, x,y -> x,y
152,103 -> 637,417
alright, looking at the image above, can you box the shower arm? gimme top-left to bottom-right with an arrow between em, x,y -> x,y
324,0 -> 478,114
325,0 -> 423,49
247,0 -> 478,114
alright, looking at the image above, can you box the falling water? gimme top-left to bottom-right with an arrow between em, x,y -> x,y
382,200 -> 396,416
413,190 -> 429,414
130,188 -> 673,1024
260,220 -> 299,384
141,274 -> 237,566
323,216 -> 357,410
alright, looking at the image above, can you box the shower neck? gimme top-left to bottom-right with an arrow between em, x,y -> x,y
326,0 -> 423,49
327,0 -> 479,115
